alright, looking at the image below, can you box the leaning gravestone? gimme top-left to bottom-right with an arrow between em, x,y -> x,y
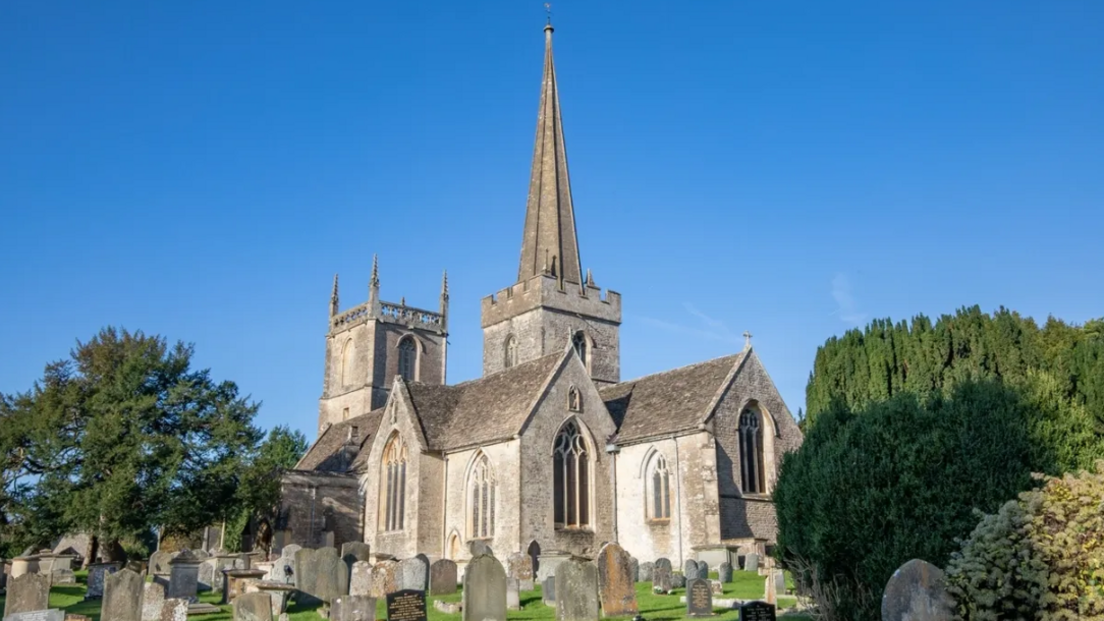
542,575 -> 556,606
332,595 -> 376,621
3,573 -> 51,618
718,562 -> 733,584
429,560 -> 457,596
463,554 -> 506,621
506,553 -> 534,592
85,563 -> 120,600
372,560 -> 401,598
142,581 -> 167,621
652,558 -> 672,594
738,601 -> 776,621
596,543 -> 638,617
103,568 -> 144,621
232,592 -> 272,621
881,559 -> 954,621
386,589 -> 427,621
744,553 -> 759,574
468,541 -> 493,558
683,560 -> 700,581
400,555 -> 429,591
555,559 -> 599,621
167,550 -> 201,604
349,561 -> 373,597
638,562 -> 654,583
686,578 -> 713,617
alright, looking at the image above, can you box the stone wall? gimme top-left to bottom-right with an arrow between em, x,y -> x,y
278,471 -> 362,549
440,441 -> 523,561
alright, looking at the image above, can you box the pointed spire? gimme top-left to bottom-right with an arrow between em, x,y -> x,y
330,273 -> 340,317
439,270 -> 449,321
368,254 -> 380,308
517,22 -> 582,286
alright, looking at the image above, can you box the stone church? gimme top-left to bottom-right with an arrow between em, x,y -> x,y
277,23 -> 803,569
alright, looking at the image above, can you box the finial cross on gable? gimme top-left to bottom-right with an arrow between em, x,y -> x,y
743,331 -> 753,348
545,2 -> 552,23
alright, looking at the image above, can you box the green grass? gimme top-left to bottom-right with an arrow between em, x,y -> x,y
1,570 -> 809,621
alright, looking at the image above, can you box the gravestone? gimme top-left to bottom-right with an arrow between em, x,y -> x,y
429,560 -> 457,596
332,595 -> 376,621
638,562 -> 654,583
671,573 -> 686,590
718,562 -> 733,584
506,578 -> 520,611
281,545 -> 301,560
312,547 -> 346,606
252,582 -> 296,615
149,552 -> 175,578
372,560 -> 400,598
386,589 -> 426,621
738,601 -> 776,621
697,564 -> 709,581
85,563 -> 120,600
774,571 -> 786,595
167,550 -> 201,604
542,576 -> 556,607
506,553 -> 534,592
103,569 -> 144,621
462,555 -> 506,621
683,560 -> 700,581
881,559 -> 954,621
596,543 -> 638,617
232,592 -> 273,621
743,553 -> 759,574
197,560 -> 217,592
341,543 -> 371,589
555,559 -> 599,621
142,581 -> 166,621
3,610 -> 64,621
159,600 -> 188,621
294,548 -> 319,603
710,580 -> 723,594
270,556 -> 295,586
3,573 -> 50,618
627,557 -> 639,584
686,578 -> 713,617
222,569 -> 266,605
349,562 -> 372,597
467,541 -> 493,558
399,555 -> 429,591
652,558 -> 672,594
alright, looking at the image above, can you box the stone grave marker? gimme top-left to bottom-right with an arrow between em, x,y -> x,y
638,562 -> 653,583
313,547 -> 346,606
671,573 -> 686,590
718,562 -> 733,584
710,580 -> 723,594
372,560 -> 400,598
3,573 -> 51,618
744,553 -> 759,574
429,560 -> 457,596
222,569 -> 266,606
627,557 -> 639,584
683,560 -> 700,581
686,578 -> 713,617
505,553 -> 534,592
103,569 -> 143,621
294,548 -> 319,603
149,552 -> 175,578
554,559 -> 598,621
697,564 -> 709,581
232,592 -> 272,621
467,541 -> 493,558
268,556 -> 295,586
881,559 -> 954,621
3,610 -> 64,621
399,555 -> 429,592
142,581 -> 166,621
774,570 -> 786,595
251,582 -> 296,615
596,543 -> 638,617
506,578 -> 520,611
349,561 -> 372,597
197,560 -> 216,592
167,550 -> 201,603
651,558 -> 672,594
462,554 -> 506,621
738,601 -> 776,621
341,543 -> 371,590
281,545 -> 301,560
85,563 -> 120,600
332,595 -> 376,621
386,589 -> 427,621
541,576 -> 555,607
50,570 -> 76,586
159,599 -> 188,621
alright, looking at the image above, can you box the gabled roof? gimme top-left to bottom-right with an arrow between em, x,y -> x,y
405,352 -> 564,451
601,353 -> 745,443
295,408 -> 385,473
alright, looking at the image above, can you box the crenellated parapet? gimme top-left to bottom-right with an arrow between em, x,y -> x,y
331,298 -> 446,334
481,273 -> 621,328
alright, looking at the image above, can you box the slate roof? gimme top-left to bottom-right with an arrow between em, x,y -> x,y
601,353 -> 744,443
407,352 -> 563,451
296,407 -> 385,473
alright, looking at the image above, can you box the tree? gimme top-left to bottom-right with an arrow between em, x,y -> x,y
222,426 -> 308,553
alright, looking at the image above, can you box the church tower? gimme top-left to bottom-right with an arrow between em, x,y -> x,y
481,23 -> 622,384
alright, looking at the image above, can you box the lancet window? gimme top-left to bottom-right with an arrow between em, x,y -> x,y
553,419 -> 590,528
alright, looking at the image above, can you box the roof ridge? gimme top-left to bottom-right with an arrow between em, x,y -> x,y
601,352 -> 744,390
451,351 -> 562,387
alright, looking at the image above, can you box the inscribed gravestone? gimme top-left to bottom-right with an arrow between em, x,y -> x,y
743,553 -> 759,574
167,551 -> 201,603
142,581 -> 166,621
652,558 -> 672,594
372,560 -> 400,598
341,543 -> 371,590
103,569 -> 144,621
718,562 -> 732,584
774,571 -> 786,595
312,547 -> 345,605
462,555 -> 506,621
542,576 -> 556,607
506,578 -> 520,611
386,589 -> 426,621
638,562 -> 653,583
399,555 -> 429,592
4,610 -> 64,621
332,595 -> 376,621
232,593 -> 273,621
428,560 -> 457,596
349,562 -> 372,597
159,599 -> 188,621
596,543 -> 638,617
3,573 -> 50,618
880,559 -> 954,621
683,560 -> 699,581
506,553 -> 534,592
85,563 -> 120,600
686,578 -> 713,617
738,601 -> 775,621
294,549 -> 319,603
554,559 -> 599,621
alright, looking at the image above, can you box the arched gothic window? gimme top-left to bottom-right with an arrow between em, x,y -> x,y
340,339 -> 354,386
571,331 -> 588,367
504,336 -> 518,369
398,337 -> 417,381
468,453 -> 496,539
381,434 -> 407,531
739,409 -> 766,494
648,453 -> 672,520
553,420 -> 590,528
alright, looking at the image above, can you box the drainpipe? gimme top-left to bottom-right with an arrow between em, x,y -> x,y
605,442 -> 620,543
673,437 -> 683,565
441,455 -> 449,559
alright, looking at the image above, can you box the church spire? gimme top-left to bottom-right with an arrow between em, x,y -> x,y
330,273 -> 340,317
517,22 -> 582,286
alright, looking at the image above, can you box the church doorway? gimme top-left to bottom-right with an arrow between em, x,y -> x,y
527,540 -> 541,576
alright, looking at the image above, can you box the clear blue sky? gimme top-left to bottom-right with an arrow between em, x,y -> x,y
3,2 -> 1102,440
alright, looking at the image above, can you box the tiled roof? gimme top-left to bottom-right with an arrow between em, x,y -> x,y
296,408 -> 385,473
601,353 -> 743,442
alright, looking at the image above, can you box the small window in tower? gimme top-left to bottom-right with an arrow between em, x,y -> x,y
342,407 -> 350,421
572,331 -> 588,368
398,336 -> 417,381
504,335 -> 518,369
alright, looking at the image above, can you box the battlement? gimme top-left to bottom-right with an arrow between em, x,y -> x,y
480,274 -> 622,328
331,298 -> 446,334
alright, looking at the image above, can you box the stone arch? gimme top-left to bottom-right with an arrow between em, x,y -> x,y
397,335 -> 418,381
465,450 -> 497,540
551,417 -> 595,529
737,400 -> 776,495
379,432 -> 408,531
527,540 -> 541,576
340,338 -> 355,386
446,530 -> 462,560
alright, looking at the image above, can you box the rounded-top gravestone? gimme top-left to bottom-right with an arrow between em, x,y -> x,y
463,554 -> 506,621
881,559 -> 954,621
596,543 -> 638,617
555,559 -> 599,621
103,568 -> 144,621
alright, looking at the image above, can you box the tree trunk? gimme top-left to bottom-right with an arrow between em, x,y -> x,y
85,534 -> 100,569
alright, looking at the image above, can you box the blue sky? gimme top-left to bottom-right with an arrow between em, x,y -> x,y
2,2 -> 1102,439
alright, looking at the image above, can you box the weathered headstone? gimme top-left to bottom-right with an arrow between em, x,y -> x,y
506,553 -> 534,592
167,550 -> 201,604
710,580 -> 723,594
198,560 -> 217,592
627,557 -> 639,584
103,569 -> 144,621
881,559 -> 954,621
744,553 -> 759,574
506,578 -> 520,611
281,545 -> 301,560
596,543 -> 638,617
671,573 -> 686,590
142,581 -> 167,621
429,560 -> 457,596
3,573 -> 50,618
399,555 -> 429,592
686,578 -> 713,617
697,564 -> 709,581
467,541 -> 493,558
462,555 -> 506,621
252,582 -> 296,615
313,547 -> 346,606
232,592 -> 273,621
638,562 -> 654,583
293,549 -> 317,599
738,601 -> 776,621
85,563 -> 120,600
683,560 -> 700,582
222,569 -> 266,605
159,599 -> 188,621
542,576 -> 556,607
349,561 -> 372,597
341,543 -> 372,590
149,552 -> 175,578
555,559 -> 599,621
372,560 -> 400,598
774,570 -> 786,595
332,595 -> 377,621
652,558 -> 672,594
386,589 -> 427,621
718,562 -> 733,584
3,610 -> 64,621
268,556 -> 295,586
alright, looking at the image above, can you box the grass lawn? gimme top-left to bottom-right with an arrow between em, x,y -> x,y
1,570 -> 810,621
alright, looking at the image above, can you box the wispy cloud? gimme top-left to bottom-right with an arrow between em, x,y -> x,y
830,273 -> 868,326
638,303 -> 742,346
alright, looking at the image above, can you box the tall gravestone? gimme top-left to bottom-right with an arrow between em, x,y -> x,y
718,562 -> 733,584
341,543 -> 371,591
372,560 -> 400,598
294,548 -> 319,603
85,563 -> 121,600
506,577 -> 520,611
683,560 -> 700,581
400,555 -> 429,592
463,554 -> 506,621
429,560 -> 457,596
686,578 -> 713,618
312,547 -> 346,608
627,557 -> 639,584
555,559 -> 599,621
142,581 -> 167,621
103,568 -> 144,621
349,561 -> 373,597
652,558 -> 672,594
197,559 -> 217,592
167,550 -> 201,604
3,573 -> 50,619
881,559 -> 954,621
232,592 -> 273,621
596,543 -> 638,617
332,595 -> 377,621
542,575 -> 556,607
638,562 -> 654,583
506,553 -> 534,592
744,553 -> 759,574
